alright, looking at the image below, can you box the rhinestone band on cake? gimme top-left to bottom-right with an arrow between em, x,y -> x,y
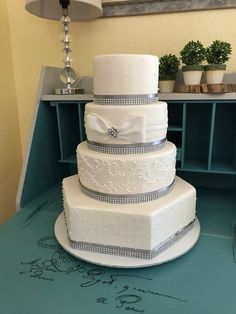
69,220 -> 195,259
87,138 -> 166,154
94,93 -> 158,106
79,179 -> 175,204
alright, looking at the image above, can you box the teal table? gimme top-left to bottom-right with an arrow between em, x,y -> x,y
1,187 -> 236,314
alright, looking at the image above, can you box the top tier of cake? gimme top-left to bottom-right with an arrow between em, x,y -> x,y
93,54 -> 159,96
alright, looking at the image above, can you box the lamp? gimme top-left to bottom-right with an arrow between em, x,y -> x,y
25,0 -> 103,94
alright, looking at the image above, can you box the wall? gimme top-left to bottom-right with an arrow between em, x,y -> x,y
6,4 -> 236,158
0,0 -> 22,223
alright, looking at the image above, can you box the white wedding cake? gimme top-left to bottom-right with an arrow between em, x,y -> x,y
63,54 -> 196,260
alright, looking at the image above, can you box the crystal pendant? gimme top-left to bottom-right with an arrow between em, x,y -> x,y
61,50 -> 72,66
60,67 -> 77,87
60,15 -> 71,26
60,32 -> 72,44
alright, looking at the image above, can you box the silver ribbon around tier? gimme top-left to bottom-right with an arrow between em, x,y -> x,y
94,93 -> 158,105
79,179 -> 175,204
87,138 -> 166,154
68,219 -> 195,260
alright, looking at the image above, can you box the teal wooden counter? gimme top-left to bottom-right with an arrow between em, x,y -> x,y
0,186 -> 236,314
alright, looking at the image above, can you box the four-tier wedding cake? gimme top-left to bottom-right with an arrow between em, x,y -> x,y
63,54 -> 196,260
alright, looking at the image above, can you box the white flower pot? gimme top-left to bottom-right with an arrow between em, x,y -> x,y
205,70 -> 225,84
182,65 -> 204,85
183,71 -> 203,85
205,64 -> 226,84
159,80 -> 175,93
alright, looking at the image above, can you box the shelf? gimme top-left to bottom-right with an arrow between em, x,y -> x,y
43,94 -> 93,102
182,158 -> 208,172
59,155 -> 77,164
55,103 -> 80,160
54,102 -> 86,162
176,148 -> 182,161
167,131 -> 182,147
177,170 -> 236,192
159,92 -> 236,101
210,159 -> 236,174
168,126 -> 183,131
167,102 -> 183,129
180,159 -> 236,174
184,103 -> 212,168
211,103 -> 236,172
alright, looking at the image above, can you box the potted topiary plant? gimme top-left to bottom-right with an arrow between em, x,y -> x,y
205,40 -> 232,84
180,40 -> 205,85
159,54 -> 180,93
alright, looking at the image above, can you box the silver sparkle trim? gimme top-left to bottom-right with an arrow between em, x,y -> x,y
94,93 -> 158,105
68,220 -> 195,260
87,138 -> 166,155
79,179 -> 175,204
55,88 -> 84,95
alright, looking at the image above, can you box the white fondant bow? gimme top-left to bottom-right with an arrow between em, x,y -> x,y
85,113 -> 146,143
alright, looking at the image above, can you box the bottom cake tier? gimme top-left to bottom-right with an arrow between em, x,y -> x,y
63,175 -> 196,260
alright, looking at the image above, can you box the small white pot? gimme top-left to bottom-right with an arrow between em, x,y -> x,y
159,80 -> 175,93
205,64 -> 226,84
182,65 -> 204,85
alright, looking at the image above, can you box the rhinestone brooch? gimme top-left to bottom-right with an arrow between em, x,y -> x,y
107,127 -> 118,138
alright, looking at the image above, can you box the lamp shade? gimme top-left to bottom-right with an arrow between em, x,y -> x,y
25,0 -> 103,20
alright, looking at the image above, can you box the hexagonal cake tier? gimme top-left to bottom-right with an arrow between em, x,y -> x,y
63,175 -> 196,259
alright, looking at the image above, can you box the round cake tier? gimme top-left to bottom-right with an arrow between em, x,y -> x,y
85,101 -> 168,145
77,141 -> 176,196
93,54 -> 159,95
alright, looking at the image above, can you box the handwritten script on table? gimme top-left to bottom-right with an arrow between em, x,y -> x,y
19,236 -> 187,312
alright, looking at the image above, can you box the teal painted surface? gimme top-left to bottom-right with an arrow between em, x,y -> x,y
167,102 -> 183,127
55,102 -> 86,162
77,103 -> 86,142
20,102 -> 68,208
55,102 -> 81,160
19,100 -> 87,208
168,126 -> 183,131
185,103 -> 212,171
196,187 -> 236,237
1,187 -> 236,314
10,94 -> 236,313
177,171 -> 236,192
20,184 -> 62,215
211,103 -> 236,173
181,103 -> 187,169
207,103 -> 216,170
167,101 -> 236,189
176,148 -> 182,161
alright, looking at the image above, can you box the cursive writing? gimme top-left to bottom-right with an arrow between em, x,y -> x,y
19,236 -> 188,312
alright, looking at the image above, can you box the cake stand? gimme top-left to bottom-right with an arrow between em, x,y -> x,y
54,213 -> 200,268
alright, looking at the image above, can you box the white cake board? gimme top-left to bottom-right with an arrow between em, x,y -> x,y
54,213 -> 200,268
